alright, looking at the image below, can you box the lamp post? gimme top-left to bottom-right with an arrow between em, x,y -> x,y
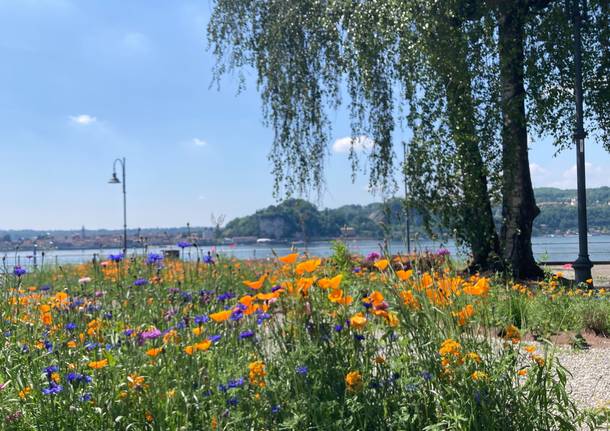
402,141 -> 411,253
570,0 -> 593,284
108,158 -> 127,256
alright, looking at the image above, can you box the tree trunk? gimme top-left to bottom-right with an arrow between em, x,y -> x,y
443,60 -> 502,272
498,1 -> 544,279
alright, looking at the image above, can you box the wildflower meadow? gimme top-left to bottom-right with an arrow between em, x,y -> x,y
1,245 -> 609,430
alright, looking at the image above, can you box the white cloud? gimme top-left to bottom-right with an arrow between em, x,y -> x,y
69,114 -> 96,125
332,136 -> 374,154
530,162 -> 610,189
192,138 -> 207,147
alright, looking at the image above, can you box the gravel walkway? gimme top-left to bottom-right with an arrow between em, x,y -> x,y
556,347 -> 610,410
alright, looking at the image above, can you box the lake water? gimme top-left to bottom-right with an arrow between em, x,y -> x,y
3,235 -> 610,268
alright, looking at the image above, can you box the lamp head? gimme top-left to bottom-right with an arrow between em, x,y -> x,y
108,172 -> 120,184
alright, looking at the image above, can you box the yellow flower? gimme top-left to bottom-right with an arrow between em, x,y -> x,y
349,312 -> 367,329
439,338 -> 462,363
466,352 -> 481,363
373,259 -> 389,271
50,372 -> 60,383
345,371 -> 363,391
532,354 -> 545,367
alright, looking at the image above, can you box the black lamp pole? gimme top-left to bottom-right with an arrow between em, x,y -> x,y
570,0 -> 593,284
109,158 -> 127,256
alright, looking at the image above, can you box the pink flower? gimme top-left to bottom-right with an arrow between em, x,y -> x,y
562,263 -> 573,269
141,328 -> 161,340
78,277 -> 91,285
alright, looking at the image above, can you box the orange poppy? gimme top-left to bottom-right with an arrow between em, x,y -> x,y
318,274 -> 342,290
278,253 -> 298,264
243,274 -> 267,290
88,359 -> 109,369
210,310 -> 232,322
295,259 -> 321,275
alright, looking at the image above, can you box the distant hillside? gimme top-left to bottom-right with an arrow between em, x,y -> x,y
222,187 -> 610,240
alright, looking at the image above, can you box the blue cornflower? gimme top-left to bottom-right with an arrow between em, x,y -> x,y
296,366 -> 308,376
227,378 -> 244,388
123,329 -> 134,337
133,278 -> 148,287
226,396 -> 239,407
194,315 -> 209,325
80,393 -> 92,402
271,285 -> 283,292
42,382 -> 63,395
65,323 -> 77,331
44,340 -> 53,352
354,334 -> 365,341
103,312 -> 113,320
85,342 -> 98,351
21,344 -> 29,353
108,253 -> 124,263
218,384 -> 228,393
420,371 -> 433,382
181,291 -> 193,302
271,405 -> 281,414
209,335 -> 222,343
177,241 -> 191,249
334,324 -> 344,332
239,330 -> 255,339
217,292 -> 235,302
145,253 -> 163,265
256,313 -> 271,325
44,365 -> 59,376
230,310 -> 244,322
13,266 -> 26,277
203,254 -> 214,264
40,284 -> 51,291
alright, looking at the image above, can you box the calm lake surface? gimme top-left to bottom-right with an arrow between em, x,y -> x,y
4,235 -> 610,268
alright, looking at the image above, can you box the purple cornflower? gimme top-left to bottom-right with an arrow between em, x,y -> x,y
13,266 -> 26,277
65,323 -> 76,331
140,328 -> 162,340
239,330 -> 254,339
133,278 -> 148,287
177,241 -> 191,249
366,252 -> 380,262
256,313 -> 271,325
296,366 -> 308,376
230,310 -> 244,322
436,248 -> 451,257
203,253 -> 214,264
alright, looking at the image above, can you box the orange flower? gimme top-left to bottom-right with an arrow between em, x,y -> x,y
243,274 -> 267,290
463,277 -> 490,296
128,373 -> 148,391
88,359 -> 109,369
183,345 -> 195,355
318,274 -> 343,290
396,269 -> 413,281
295,259 -> 321,275
67,340 -> 77,348
146,347 -> 163,357
349,312 -> 367,329
471,371 -> 488,381
345,371 -> 363,391
195,340 -> 212,351
517,368 -> 528,377
278,253 -> 298,264
363,290 -> 384,307
399,290 -> 420,310
503,324 -> 521,343
248,360 -> 266,388
373,259 -> 389,271
452,304 -> 475,326
210,310 -> 232,322
19,386 -> 31,399
256,291 -> 280,301
41,312 -> 53,326
296,277 -> 315,296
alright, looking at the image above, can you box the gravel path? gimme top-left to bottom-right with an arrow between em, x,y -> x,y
556,347 -> 610,410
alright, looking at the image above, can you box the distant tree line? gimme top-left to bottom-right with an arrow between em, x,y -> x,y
222,188 -> 610,240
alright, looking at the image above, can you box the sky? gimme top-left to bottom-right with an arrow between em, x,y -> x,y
1,0 -> 609,230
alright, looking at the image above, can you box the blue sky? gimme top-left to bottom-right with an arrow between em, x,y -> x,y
1,0 -> 609,230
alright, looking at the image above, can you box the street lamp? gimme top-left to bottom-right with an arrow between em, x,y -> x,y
108,157 -> 127,256
570,0 -> 593,284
